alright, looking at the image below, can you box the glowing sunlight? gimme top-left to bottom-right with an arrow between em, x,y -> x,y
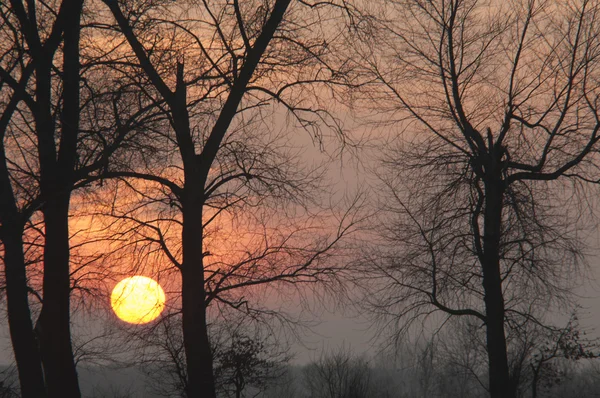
110,276 -> 166,324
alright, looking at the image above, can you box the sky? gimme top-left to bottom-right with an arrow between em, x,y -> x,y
4,2 -> 600,392
3,114 -> 600,370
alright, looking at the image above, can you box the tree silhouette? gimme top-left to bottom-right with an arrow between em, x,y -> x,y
0,0 -> 164,394
303,346 -> 372,398
92,0 -> 359,396
524,313 -> 599,397
214,330 -> 287,398
356,1 -> 600,397
0,0 -> 85,395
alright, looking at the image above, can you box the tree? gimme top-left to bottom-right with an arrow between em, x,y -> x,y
0,0 -> 155,394
435,318 -> 489,397
520,313 -> 599,398
132,309 -> 296,397
134,313 -> 190,397
94,0 -> 359,396
0,367 -> 18,398
0,0 -> 84,395
302,346 -> 373,398
356,1 -> 600,397
214,330 -> 288,398
261,366 -> 299,398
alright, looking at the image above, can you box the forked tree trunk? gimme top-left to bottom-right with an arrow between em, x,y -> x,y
482,177 -> 512,398
35,1 -> 83,395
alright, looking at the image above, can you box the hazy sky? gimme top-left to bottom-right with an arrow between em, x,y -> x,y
3,117 -> 600,370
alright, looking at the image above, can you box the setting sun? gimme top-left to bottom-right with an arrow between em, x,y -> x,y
110,276 -> 166,324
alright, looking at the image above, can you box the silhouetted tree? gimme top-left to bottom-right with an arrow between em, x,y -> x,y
0,0 -> 160,394
0,0 -> 84,395
356,1 -> 600,397
303,346 -> 372,398
214,331 -> 288,398
94,0 -> 359,396
0,367 -> 18,398
516,313 -> 599,398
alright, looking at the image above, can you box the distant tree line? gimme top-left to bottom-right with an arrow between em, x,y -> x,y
260,320 -> 600,398
218,323 -> 600,398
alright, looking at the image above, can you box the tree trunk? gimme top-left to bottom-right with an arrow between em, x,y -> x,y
531,364 -> 540,398
3,231 -> 47,397
0,102 -> 46,396
181,198 -> 216,398
35,1 -> 83,395
482,178 -> 512,398
37,194 -> 81,398
235,378 -> 242,398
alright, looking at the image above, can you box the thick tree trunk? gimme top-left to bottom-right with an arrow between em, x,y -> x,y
181,200 -> 216,398
482,178 -> 512,398
37,195 -> 81,398
3,232 -> 47,397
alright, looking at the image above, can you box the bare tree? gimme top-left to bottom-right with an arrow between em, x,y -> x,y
302,345 -> 373,398
135,313 -> 189,397
356,1 -> 600,397
213,328 -> 290,398
0,366 -> 18,398
131,309 -> 295,398
91,0 -> 360,396
0,0 -> 85,395
0,0 -> 162,394
260,366 -> 300,398
513,313 -> 599,398
437,319 -> 488,397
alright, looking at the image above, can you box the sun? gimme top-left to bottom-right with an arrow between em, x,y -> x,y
110,276 -> 166,324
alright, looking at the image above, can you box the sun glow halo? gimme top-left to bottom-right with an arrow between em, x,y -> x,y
110,276 -> 166,324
